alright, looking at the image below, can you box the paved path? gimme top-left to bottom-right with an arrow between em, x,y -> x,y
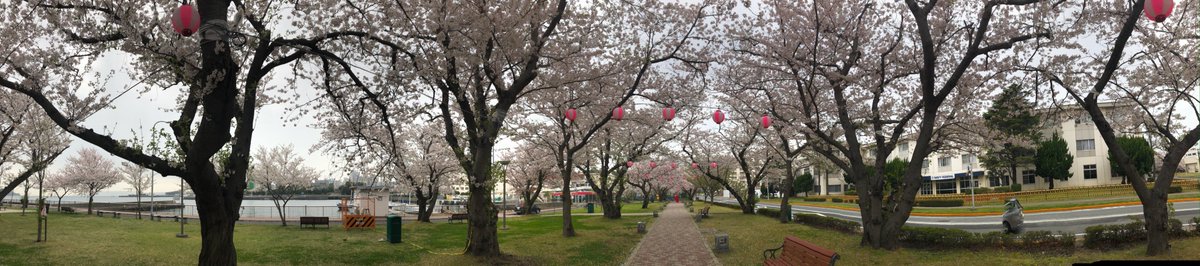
625,203 -> 720,266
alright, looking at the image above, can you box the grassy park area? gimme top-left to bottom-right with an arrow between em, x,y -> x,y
0,212 -> 652,265
692,202 -> 1200,265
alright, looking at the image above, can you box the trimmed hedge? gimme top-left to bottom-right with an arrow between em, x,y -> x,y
706,200 -> 741,210
793,213 -> 860,234
802,197 -> 826,202
1010,184 -> 1022,192
993,186 -> 1012,193
1168,186 -> 1182,193
1084,219 -> 1192,250
899,226 -> 1074,252
831,198 -> 845,203
915,199 -> 965,207
757,208 -> 782,218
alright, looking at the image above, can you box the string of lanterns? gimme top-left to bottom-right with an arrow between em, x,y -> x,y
565,106 -> 771,128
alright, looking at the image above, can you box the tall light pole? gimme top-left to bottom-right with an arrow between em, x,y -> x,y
499,160 -> 510,230
177,177 -> 188,238
968,166 -> 975,210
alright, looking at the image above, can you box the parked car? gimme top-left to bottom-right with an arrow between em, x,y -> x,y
1002,198 -> 1024,233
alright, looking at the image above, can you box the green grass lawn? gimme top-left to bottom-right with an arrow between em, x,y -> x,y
0,212 -> 652,265
691,202 -> 1200,265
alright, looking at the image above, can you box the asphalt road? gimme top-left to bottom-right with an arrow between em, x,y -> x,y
712,197 -> 1200,234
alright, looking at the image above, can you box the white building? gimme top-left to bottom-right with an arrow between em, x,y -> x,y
807,102 -> 1147,195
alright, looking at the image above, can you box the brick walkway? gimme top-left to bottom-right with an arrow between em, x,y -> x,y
624,203 -> 720,266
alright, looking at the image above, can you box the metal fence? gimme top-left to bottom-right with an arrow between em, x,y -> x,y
805,179 -> 1200,205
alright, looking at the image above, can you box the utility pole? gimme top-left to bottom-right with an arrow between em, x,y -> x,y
969,166 -> 975,210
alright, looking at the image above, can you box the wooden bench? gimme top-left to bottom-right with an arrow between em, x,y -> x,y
60,206 -> 75,213
299,216 -> 330,229
448,213 -> 469,223
763,236 -> 839,266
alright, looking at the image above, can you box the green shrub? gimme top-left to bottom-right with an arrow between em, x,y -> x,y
1019,231 -> 1075,252
915,199 -> 964,207
844,189 -> 857,196
802,197 -> 826,202
831,198 -> 845,203
1168,186 -> 1182,193
1084,221 -> 1145,250
993,186 -> 1012,193
899,226 -> 977,249
1169,218 -> 1190,238
971,187 -> 992,194
1010,184 -> 1022,192
793,213 -> 860,234
978,231 -> 1017,248
707,201 -> 741,210
1193,217 -> 1200,235
757,208 -> 781,218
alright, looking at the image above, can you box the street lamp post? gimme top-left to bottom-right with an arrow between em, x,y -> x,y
177,177 -> 188,238
968,166 -> 975,210
499,160 -> 510,230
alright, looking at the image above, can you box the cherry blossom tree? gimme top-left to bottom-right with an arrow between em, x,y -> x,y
0,94 -> 68,200
251,145 -> 320,226
722,0 -> 1057,248
574,114 -> 683,218
45,172 -> 75,211
682,115 -> 777,214
392,124 -> 460,223
506,143 -> 559,216
120,162 -> 153,219
61,148 -> 119,215
1025,0 -> 1200,255
0,1 -> 382,262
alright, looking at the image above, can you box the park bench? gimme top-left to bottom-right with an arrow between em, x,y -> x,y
762,236 -> 839,266
448,213 -> 469,223
96,210 -> 106,217
299,216 -> 330,229
60,206 -> 75,213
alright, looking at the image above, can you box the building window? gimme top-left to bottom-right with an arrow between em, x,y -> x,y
899,143 -> 908,151
922,159 -> 930,169
989,174 -> 1010,187
939,156 -> 951,167
959,178 -> 973,191
961,154 -> 975,165
828,185 -> 842,193
1077,139 -> 1096,151
920,181 -> 933,195
936,181 -> 956,194
1084,164 -> 1097,179
813,185 -> 821,193
1022,170 -> 1036,184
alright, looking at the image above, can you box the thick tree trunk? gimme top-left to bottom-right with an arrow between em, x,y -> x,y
464,182 -> 500,256
641,193 -> 650,209
87,195 -> 95,215
416,195 -> 434,222
1049,178 -> 1055,190
559,175 -> 575,236
195,193 -> 239,265
136,194 -> 143,219
1142,195 -> 1170,255
600,194 -> 621,219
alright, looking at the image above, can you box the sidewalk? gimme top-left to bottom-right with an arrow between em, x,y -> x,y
624,203 -> 720,266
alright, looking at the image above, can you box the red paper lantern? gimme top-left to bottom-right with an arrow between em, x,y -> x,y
761,114 -> 771,128
713,109 -> 725,124
662,107 -> 676,121
626,161 -> 634,168
649,161 -> 657,168
710,162 -> 718,169
1144,0 -> 1175,22
691,162 -> 699,168
670,162 -> 678,169
172,4 -> 201,36
565,108 -> 577,122
613,106 -> 625,121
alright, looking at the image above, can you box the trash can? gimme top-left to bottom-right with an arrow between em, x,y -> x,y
586,203 -> 594,213
386,214 -> 402,243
